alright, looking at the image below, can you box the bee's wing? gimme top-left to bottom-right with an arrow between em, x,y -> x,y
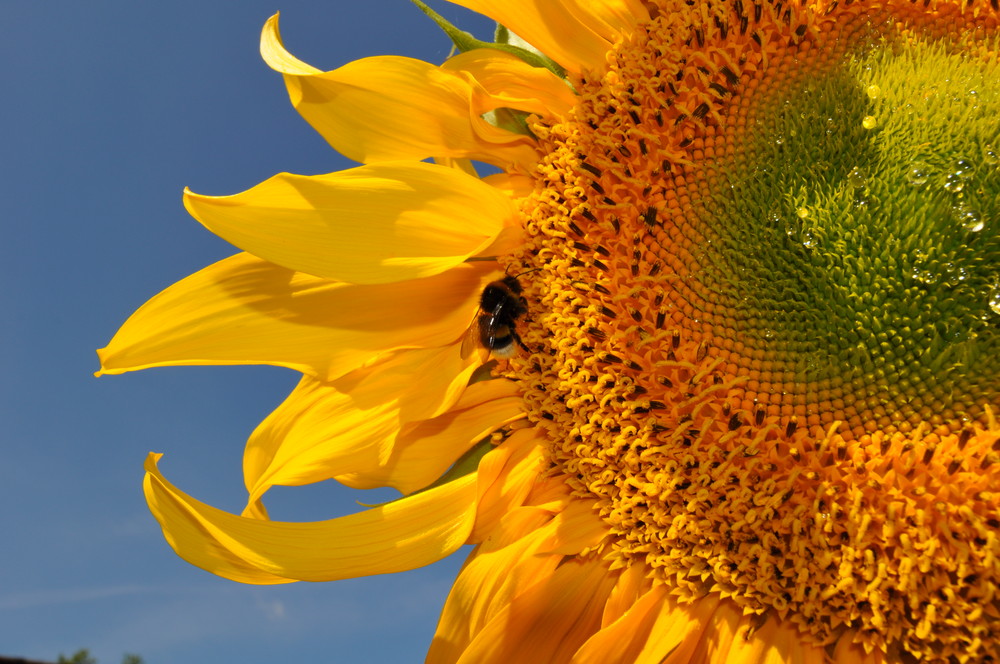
461,292 -> 511,362
460,310 -> 490,362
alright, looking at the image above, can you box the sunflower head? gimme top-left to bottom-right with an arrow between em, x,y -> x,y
501,0 -> 1000,658
100,0 -> 1000,661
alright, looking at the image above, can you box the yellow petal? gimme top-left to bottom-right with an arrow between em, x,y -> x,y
634,594 -> 720,664
442,48 -> 577,119
261,15 -> 538,167
183,162 -> 518,284
144,452 -> 476,583
470,429 -> 548,542
599,562 -> 654,627
532,498 -> 607,556
709,609 -> 830,664
98,253 -> 494,381
683,599 -> 742,664
256,12 -> 319,76
435,156 -> 481,179
482,172 -> 535,199
576,0 -> 650,39
242,345 -> 481,512
570,585 -> 669,664
433,502 -> 602,663
522,470 -> 575,513
337,378 -> 523,494
428,511 -> 564,663
443,0 -> 639,74
456,557 -> 617,664
569,0 -> 649,42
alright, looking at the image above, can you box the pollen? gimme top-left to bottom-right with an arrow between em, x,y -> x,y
504,0 -> 1000,660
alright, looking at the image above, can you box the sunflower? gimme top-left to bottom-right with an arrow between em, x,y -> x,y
98,0 -> 1000,661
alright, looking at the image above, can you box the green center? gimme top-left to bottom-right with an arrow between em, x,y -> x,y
697,36 -> 1000,429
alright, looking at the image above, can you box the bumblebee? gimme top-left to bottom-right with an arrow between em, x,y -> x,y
463,275 -> 530,359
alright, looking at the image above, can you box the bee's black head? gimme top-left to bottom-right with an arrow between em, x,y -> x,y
500,275 -> 523,293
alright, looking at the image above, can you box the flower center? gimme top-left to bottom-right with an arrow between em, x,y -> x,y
507,1 -> 1000,659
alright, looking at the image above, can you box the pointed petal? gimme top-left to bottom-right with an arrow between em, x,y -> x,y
98,253 -> 494,381
144,453 -> 476,583
242,345 -> 481,510
183,162 -> 519,285
256,12 -> 319,76
261,15 -> 538,167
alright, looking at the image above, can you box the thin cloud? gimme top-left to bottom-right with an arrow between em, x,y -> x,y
0,585 -> 157,611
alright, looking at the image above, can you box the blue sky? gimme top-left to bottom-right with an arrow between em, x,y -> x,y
1,2 -> 496,661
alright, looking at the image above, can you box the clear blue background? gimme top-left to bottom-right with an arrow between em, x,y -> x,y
1,2 -> 495,661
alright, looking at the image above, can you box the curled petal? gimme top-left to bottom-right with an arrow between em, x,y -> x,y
442,48 -> 577,119
183,162 -> 519,284
98,253 -> 494,381
261,14 -> 538,167
242,346 -> 482,511
351,378 -> 523,494
144,453 -> 477,583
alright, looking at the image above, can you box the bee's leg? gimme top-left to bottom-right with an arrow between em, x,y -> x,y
513,332 -> 533,354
